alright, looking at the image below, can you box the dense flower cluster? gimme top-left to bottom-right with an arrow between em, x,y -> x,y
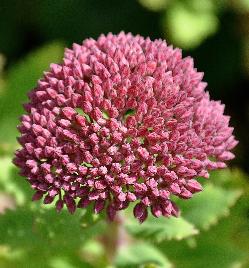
14,32 -> 237,222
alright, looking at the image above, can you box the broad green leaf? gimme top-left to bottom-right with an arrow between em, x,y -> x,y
0,208 -> 81,249
178,183 -> 242,230
160,194 -> 249,268
0,42 -> 64,145
126,214 -> 198,242
209,169 -> 249,251
159,169 -> 249,268
0,206 -> 105,267
115,242 -> 172,268
0,206 -> 105,248
160,228 -> 247,268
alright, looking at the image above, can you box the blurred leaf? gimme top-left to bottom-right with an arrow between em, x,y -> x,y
210,168 -> 249,189
115,242 -> 172,268
0,157 -> 32,205
49,256 -> 93,268
0,208 -> 81,249
0,206 -> 105,267
159,169 -> 249,268
126,214 -> 198,242
0,42 -> 64,145
0,206 -> 107,249
81,239 -> 107,268
0,248 -> 93,268
159,194 -> 249,268
236,0 -> 249,11
159,224 -> 248,268
81,203 -> 106,229
187,0 -> 218,12
178,183 -> 242,230
138,0 -> 170,11
209,169 -> 249,252
164,2 -> 218,49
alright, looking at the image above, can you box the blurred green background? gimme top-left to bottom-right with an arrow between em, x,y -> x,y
0,0 -> 248,267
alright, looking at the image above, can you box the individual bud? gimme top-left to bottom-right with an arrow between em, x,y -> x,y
133,202 -> 148,223
151,204 -> 162,218
56,199 -> 64,212
64,195 -> 76,214
32,191 -> 44,201
78,197 -> 91,208
185,179 -> 203,193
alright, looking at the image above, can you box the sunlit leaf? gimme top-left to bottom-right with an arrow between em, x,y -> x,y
178,183 -> 242,230
81,239 -> 107,268
159,194 -> 249,268
126,214 -> 198,242
159,169 -> 249,268
115,242 -> 172,268
0,206 -> 106,267
160,228 -> 247,268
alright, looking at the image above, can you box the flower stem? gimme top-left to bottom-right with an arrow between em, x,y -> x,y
101,213 -> 130,265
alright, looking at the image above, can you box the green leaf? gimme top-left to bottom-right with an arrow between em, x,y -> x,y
160,228 -> 248,268
159,196 -> 249,268
209,169 -> 249,251
0,42 -> 64,145
0,208 -> 81,249
159,169 -> 249,268
126,214 -> 198,242
115,242 -> 172,268
210,168 -> 249,189
0,206 -> 105,267
178,183 -> 242,230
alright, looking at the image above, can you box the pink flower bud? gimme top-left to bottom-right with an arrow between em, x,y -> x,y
14,32 -> 237,223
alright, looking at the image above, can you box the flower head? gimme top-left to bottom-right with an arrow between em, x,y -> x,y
14,32 -> 237,222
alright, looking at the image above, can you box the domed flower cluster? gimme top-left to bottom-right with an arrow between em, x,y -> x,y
14,32 -> 237,222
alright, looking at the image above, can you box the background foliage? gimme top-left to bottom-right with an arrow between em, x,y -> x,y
0,0 -> 248,267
